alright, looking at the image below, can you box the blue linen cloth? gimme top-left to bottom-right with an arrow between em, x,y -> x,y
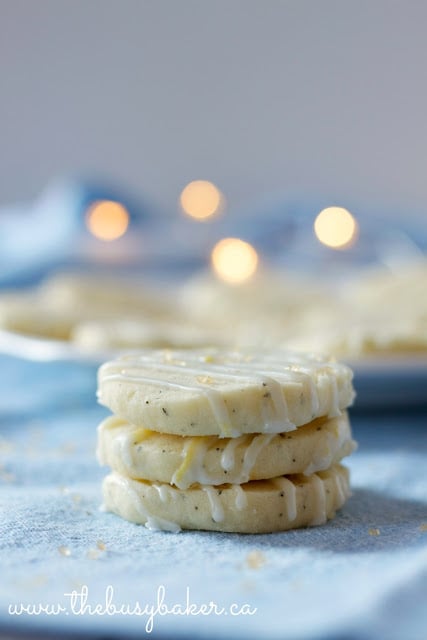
0,355 -> 427,640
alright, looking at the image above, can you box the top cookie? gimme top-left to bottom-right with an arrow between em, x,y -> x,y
97,348 -> 355,438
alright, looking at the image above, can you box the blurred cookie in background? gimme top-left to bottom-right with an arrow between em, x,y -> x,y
71,318 -> 229,351
0,271 -> 176,342
0,261 -> 426,361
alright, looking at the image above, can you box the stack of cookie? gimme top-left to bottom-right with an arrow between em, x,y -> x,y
96,348 -> 356,533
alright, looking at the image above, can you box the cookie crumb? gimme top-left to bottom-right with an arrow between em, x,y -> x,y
58,545 -> 71,557
196,375 -> 214,385
368,528 -> 381,536
96,540 -> 106,551
58,485 -> 70,494
246,550 -> 266,569
419,523 -> 427,532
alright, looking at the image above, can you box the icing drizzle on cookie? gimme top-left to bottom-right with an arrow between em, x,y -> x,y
308,473 -> 327,526
273,476 -> 297,521
98,348 -> 354,437
107,474 -> 181,532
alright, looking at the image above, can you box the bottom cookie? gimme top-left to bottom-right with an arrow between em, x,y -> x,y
102,464 -> 350,533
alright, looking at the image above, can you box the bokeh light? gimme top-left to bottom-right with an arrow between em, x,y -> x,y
180,180 -> 223,220
86,200 -> 130,241
211,237 -> 259,284
314,206 -> 358,249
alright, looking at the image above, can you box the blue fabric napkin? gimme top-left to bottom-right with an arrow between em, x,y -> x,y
1,356 -> 427,640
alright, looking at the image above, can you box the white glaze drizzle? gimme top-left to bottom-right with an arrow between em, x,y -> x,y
220,437 -> 245,472
111,474 -> 181,532
258,374 -> 293,431
201,485 -> 225,522
96,416 -> 125,465
302,417 -> 342,476
290,365 -> 320,415
256,360 -> 343,420
327,369 -> 341,417
168,429 -> 279,487
173,430 -> 276,488
273,477 -> 297,521
235,361 -> 320,427
99,349 -> 353,436
334,472 -> 346,504
171,437 -> 193,488
240,433 -> 275,483
303,434 -> 354,476
239,351 -> 346,419
190,360 -> 299,431
233,485 -> 248,510
100,371 -> 234,436
303,455 -> 331,476
121,360 -> 295,430
171,437 -> 214,489
113,431 -> 136,473
309,473 -> 327,525
152,482 -> 171,503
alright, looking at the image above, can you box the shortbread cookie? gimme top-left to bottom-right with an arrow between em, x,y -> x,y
288,261 -> 427,357
177,269 -> 332,326
348,260 -> 427,315
176,270 -> 336,348
97,413 -> 356,488
38,272 -> 172,318
287,308 -> 427,357
0,272 -> 178,342
72,318 -> 227,351
320,316 -> 427,357
0,293 -> 79,340
97,348 -> 355,437
102,464 -> 350,533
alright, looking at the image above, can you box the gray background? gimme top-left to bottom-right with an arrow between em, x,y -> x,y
1,0 -> 427,217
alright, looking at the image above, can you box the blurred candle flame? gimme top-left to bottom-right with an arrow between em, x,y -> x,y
180,180 -> 223,220
314,206 -> 358,249
211,237 -> 259,284
86,200 -> 130,241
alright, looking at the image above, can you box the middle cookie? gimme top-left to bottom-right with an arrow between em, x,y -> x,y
97,412 -> 356,489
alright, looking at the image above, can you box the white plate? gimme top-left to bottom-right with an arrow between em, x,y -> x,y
1,329 -> 426,408
0,329 -> 113,363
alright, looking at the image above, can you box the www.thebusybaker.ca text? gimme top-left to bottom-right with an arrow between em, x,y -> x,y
8,584 -> 257,632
